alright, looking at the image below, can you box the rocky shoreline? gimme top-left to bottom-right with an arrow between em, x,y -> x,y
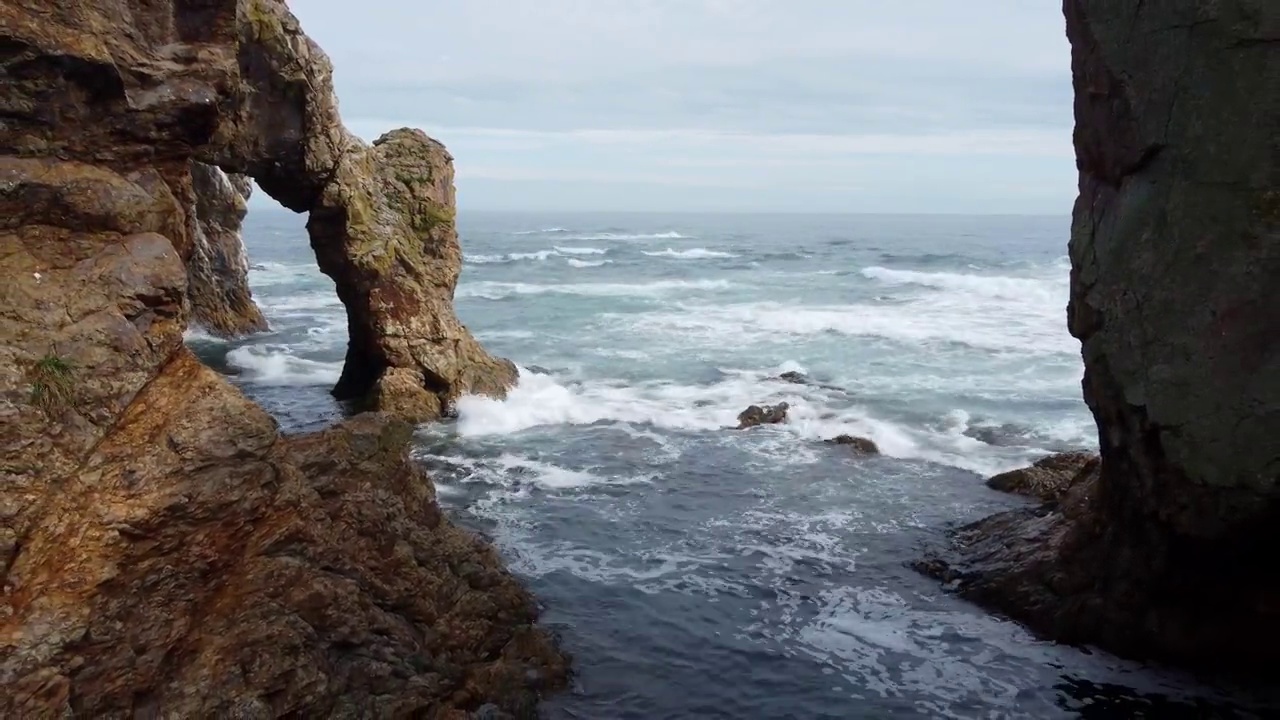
1,0 -> 564,715
1,0 -> 1275,714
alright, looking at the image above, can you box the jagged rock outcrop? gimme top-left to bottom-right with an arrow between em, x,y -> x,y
187,161 -> 268,337
1,0 -> 564,715
308,128 -> 518,421
985,451 -> 1097,502
210,0 -> 515,420
736,402 -> 789,429
917,0 -> 1279,672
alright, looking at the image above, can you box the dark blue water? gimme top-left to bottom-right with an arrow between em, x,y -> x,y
188,210 -> 1273,719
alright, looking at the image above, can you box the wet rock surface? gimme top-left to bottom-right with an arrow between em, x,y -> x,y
0,0 -> 566,715
187,161 -> 267,337
916,0 -> 1280,673
736,402 -> 790,429
825,434 -> 881,455
985,451 -> 1098,502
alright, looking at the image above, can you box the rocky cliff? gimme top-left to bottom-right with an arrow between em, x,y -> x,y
1,0 -> 562,716
187,161 -> 268,337
918,0 -> 1279,672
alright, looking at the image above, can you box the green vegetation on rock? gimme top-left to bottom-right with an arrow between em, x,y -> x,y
28,353 -> 75,413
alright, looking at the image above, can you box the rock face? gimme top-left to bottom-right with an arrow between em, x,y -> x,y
210,0 -> 515,420
918,0 -> 1279,672
0,0 -> 564,715
308,129 -> 518,421
985,451 -> 1097,502
736,402 -> 790,429
187,161 -> 268,337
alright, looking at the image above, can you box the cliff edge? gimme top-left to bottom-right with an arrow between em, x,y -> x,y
1,0 -> 563,716
917,0 -> 1279,672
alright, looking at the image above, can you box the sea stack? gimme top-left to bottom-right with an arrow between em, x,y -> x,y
916,0 -> 1280,672
0,0 -> 565,715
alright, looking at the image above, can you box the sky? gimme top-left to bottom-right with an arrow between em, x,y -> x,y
275,1 -> 1075,214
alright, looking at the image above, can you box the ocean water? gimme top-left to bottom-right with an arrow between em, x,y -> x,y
189,210 -> 1269,719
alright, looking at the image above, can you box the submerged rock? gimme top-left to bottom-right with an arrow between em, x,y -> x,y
777,370 -> 809,384
0,0 -> 566,715
736,402 -> 790,429
985,451 -> 1098,503
915,0 -> 1280,673
825,434 -> 881,455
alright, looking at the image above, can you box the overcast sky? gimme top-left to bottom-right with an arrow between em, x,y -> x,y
283,1 -> 1074,214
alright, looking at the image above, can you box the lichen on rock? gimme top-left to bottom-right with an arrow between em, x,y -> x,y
307,128 -> 518,421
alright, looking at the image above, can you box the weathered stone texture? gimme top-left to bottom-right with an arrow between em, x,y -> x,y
1,0 -> 563,716
917,0 -> 1280,672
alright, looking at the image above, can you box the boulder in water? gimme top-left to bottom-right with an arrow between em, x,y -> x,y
825,434 -> 880,455
776,370 -> 809,384
985,451 -> 1098,503
736,402 -> 789,429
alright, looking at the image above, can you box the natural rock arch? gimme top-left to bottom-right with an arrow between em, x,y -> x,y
0,0 -> 562,716
207,0 -> 516,420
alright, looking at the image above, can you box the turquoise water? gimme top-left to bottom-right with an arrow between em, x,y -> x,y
189,210 -> 1267,719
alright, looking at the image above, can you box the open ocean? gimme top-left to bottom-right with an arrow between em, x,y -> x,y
188,210 -> 1271,719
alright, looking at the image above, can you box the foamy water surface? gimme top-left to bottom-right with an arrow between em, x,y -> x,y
187,211 -> 1272,719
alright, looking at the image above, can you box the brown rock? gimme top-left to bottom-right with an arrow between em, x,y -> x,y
985,451 -> 1098,503
207,1 -> 515,419
1,0 -> 565,715
187,161 -> 268,337
825,434 -> 881,455
4,353 -> 567,717
309,128 -> 518,418
736,402 -> 789,429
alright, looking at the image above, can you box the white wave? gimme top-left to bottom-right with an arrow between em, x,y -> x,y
225,346 -> 341,386
512,227 -> 569,235
183,326 -> 224,343
561,231 -> 690,241
642,247 -> 738,259
259,291 -> 343,313
508,250 -> 558,261
451,365 -> 1050,475
457,278 -> 730,300
466,246 -> 607,265
615,277 -> 1073,356
553,246 -> 608,255
860,266 -> 1058,303
415,449 -> 653,493
567,258 -> 612,268
465,253 -> 509,264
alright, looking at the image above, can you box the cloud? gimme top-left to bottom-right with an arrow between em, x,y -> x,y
281,0 -> 1075,213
